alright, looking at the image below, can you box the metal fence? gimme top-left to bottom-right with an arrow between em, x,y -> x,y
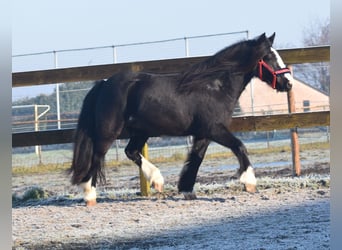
12,31 -> 249,72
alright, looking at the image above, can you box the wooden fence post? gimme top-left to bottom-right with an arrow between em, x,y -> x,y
140,144 -> 151,196
287,66 -> 301,176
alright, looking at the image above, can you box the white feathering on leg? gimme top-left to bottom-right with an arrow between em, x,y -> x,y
140,154 -> 164,187
239,166 -> 257,186
80,178 -> 97,202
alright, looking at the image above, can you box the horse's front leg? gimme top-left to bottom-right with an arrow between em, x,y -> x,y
125,136 -> 164,192
212,131 -> 257,193
178,138 -> 210,199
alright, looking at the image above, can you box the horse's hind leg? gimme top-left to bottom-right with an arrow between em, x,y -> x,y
80,137 -> 115,206
125,136 -> 164,192
80,114 -> 124,206
178,138 -> 210,199
212,130 -> 257,193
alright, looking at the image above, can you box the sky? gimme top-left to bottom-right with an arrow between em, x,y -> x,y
12,0 -> 330,100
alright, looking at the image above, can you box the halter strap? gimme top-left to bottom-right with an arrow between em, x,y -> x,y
258,60 -> 291,89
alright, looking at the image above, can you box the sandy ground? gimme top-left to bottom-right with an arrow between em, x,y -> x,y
12,148 -> 330,249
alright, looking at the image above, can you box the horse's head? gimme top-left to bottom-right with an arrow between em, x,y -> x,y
255,33 -> 293,92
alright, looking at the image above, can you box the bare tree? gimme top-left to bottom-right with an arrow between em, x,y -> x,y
294,18 -> 330,94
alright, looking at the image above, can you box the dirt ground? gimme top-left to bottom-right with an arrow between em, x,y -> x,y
12,148 -> 330,249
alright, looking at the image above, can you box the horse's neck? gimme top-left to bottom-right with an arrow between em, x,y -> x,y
222,72 -> 254,102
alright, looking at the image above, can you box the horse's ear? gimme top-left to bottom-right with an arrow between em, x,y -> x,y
253,33 -> 269,59
256,33 -> 267,44
268,33 -> 276,45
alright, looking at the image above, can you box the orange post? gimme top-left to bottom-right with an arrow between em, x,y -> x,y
287,66 -> 301,176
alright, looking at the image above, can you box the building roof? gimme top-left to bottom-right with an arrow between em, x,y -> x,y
235,77 -> 330,116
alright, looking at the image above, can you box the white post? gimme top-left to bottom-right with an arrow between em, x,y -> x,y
34,105 -> 42,163
184,37 -> 189,57
54,51 -> 61,129
112,46 -> 117,63
112,45 -> 120,160
34,105 -> 39,155
250,78 -> 255,115
184,37 -> 192,150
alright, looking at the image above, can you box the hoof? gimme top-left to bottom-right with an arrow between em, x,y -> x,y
183,192 -> 197,200
244,184 -> 257,193
240,166 -> 257,193
86,199 -> 97,207
153,181 -> 164,193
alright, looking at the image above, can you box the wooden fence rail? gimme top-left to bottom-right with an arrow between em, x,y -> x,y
12,111 -> 330,147
13,46 -> 329,87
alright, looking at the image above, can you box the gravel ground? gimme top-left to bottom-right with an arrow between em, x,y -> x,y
12,148 -> 330,249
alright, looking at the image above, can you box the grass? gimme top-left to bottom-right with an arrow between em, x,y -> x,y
12,141 -> 330,206
12,141 -> 329,176
12,186 -> 50,206
12,162 -> 71,176
12,175 -> 330,207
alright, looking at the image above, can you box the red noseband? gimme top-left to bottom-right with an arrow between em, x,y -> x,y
258,60 -> 291,89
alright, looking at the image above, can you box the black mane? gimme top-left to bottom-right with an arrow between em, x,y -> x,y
178,37 -> 271,92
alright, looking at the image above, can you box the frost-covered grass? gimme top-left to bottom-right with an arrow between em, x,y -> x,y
12,141 -> 329,175
12,174 -> 330,207
195,174 -> 330,194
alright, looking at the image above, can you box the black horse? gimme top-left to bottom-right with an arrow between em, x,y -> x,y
70,33 -> 293,206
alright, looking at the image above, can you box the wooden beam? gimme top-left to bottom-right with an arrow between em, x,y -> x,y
12,57 -> 205,87
229,111 -> 330,132
12,127 -> 130,147
12,111 -> 330,147
13,129 -> 75,147
278,46 -> 330,64
12,46 -> 330,87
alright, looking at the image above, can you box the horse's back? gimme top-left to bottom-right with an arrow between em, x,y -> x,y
122,72 -> 196,136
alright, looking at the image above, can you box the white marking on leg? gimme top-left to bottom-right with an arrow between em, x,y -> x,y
271,47 -> 294,83
80,178 -> 96,202
140,154 -> 164,191
239,166 -> 257,186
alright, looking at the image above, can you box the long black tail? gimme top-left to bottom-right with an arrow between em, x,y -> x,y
69,81 -> 104,185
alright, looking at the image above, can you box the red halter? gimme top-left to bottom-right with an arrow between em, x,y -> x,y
258,59 -> 291,89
